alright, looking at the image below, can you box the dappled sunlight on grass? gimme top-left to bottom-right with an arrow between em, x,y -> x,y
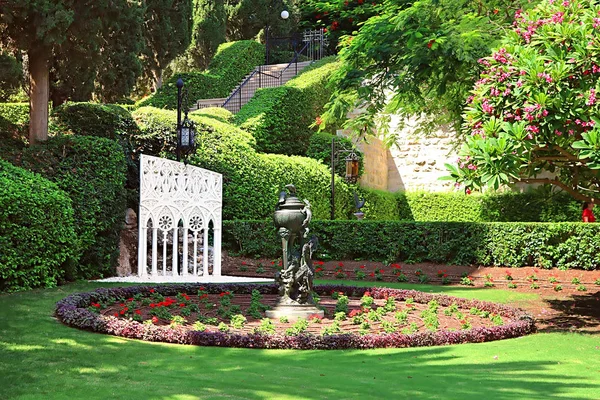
1,281 -> 599,399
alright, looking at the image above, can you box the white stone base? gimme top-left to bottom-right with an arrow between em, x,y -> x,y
265,304 -> 324,320
93,275 -> 274,284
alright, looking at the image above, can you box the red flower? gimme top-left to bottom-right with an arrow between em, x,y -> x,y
149,289 -> 155,293
135,310 -> 141,315
360,265 -> 365,269
315,116 -> 323,126
120,310 -> 126,315
241,261 -> 247,265
349,17 -> 353,23
150,303 -> 155,308
358,0 -> 364,4
151,316 -> 159,324
427,40 -> 435,49
199,287 -> 205,291
379,269 -> 385,274
369,272 -> 375,277
91,303 -> 101,308
364,291 -> 371,297
127,298 -> 133,302
338,262 -> 344,267
179,303 -> 186,307
113,313 -> 119,317
119,303 -> 125,307
323,28 -> 328,33
344,1 -> 349,5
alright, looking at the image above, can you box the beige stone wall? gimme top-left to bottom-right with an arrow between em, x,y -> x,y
339,116 -> 459,193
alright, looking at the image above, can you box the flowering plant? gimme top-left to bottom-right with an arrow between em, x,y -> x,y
446,0 -> 600,200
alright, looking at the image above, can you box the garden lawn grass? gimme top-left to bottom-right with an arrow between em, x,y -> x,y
0,282 -> 598,400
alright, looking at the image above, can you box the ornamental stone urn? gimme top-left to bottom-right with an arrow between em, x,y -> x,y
266,185 -> 323,320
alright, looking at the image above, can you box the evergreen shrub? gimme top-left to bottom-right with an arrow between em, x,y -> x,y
0,102 -> 29,140
136,40 -> 264,109
21,136 -> 127,279
132,106 -> 353,220
306,131 -> 363,179
0,160 -> 77,292
223,220 -> 600,269
234,57 -> 339,155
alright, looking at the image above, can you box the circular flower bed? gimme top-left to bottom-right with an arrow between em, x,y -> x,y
55,284 -> 535,350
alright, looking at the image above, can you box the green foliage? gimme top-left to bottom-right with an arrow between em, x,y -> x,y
320,0 -> 536,141
133,106 -> 352,220
224,220 -> 600,269
190,107 -> 234,123
49,102 -> 140,208
0,160 -> 77,292
20,136 -> 127,279
234,57 -> 340,156
188,0 -> 227,70
0,53 -> 22,102
138,40 -> 265,109
0,102 -> 29,141
449,0 -> 600,200
306,131 -> 363,179
142,0 -> 193,85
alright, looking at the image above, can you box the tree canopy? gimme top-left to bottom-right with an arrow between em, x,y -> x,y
444,0 -> 600,202
318,0 -> 537,145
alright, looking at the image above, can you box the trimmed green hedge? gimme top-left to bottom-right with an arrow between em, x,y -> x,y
136,40 -> 265,109
0,102 -> 29,140
20,136 -> 127,280
223,220 -> 600,270
0,160 -> 77,292
306,131 -> 363,179
234,57 -> 340,156
50,102 -> 140,208
395,191 -> 580,222
133,106 -> 353,220
190,106 -> 234,123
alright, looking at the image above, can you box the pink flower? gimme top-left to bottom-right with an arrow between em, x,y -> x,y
588,89 -> 596,106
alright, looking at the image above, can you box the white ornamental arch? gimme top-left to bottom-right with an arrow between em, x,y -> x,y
137,155 -> 222,279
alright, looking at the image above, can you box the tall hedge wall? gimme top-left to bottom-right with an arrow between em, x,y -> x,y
223,220 -> 600,270
0,160 -> 77,292
20,136 -> 127,279
136,40 -> 265,109
234,57 -> 340,156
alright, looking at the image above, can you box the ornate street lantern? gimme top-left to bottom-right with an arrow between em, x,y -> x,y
178,114 -> 196,159
345,152 -> 360,184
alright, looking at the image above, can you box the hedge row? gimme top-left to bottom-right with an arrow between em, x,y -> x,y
136,40 -> 265,109
132,106 -> 353,220
223,220 -> 600,270
20,135 -> 127,280
0,160 -> 77,292
234,57 -> 340,156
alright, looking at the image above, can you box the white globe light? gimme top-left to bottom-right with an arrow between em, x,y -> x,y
280,10 -> 289,20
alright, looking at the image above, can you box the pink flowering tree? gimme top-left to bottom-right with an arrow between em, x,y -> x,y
445,0 -> 600,201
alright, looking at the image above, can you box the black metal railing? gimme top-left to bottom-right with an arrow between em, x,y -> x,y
220,29 -> 328,114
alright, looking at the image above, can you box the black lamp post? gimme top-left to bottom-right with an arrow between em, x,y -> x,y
176,78 -> 196,162
330,137 -> 360,220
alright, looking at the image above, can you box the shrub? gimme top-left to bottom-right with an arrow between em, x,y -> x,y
0,102 -> 29,141
190,107 -> 233,123
0,160 -> 77,292
50,102 -> 140,207
133,106 -> 354,220
0,53 -> 22,101
137,40 -> 265,109
234,57 -> 340,155
224,220 -> 600,269
20,136 -> 127,279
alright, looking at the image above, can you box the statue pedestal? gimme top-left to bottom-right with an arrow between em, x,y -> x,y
266,302 -> 324,321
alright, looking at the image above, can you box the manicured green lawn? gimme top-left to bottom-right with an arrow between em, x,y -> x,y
1,281 -> 599,400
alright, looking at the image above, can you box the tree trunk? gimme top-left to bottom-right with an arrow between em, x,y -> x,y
152,68 -> 163,92
28,47 -> 50,144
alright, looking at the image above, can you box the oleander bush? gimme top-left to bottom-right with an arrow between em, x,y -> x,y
55,284 -> 535,350
136,40 -> 265,109
0,160 -> 77,292
20,135 -> 127,279
234,57 -> 339,156
223,220 -> 600,269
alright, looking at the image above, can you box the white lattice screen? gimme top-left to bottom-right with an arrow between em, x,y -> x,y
137,155 -> 222,278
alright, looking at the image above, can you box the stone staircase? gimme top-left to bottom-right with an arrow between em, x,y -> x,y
190,60 -> 313,114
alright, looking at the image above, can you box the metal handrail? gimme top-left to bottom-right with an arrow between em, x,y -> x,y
221,69 -> 259,108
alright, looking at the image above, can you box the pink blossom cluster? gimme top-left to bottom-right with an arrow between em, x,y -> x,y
481,99 -> 494,114
537,72 -> 552,83
588,88 -> 596,106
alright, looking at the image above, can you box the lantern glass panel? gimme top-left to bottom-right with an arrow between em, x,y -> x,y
181,126 -> 190,147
